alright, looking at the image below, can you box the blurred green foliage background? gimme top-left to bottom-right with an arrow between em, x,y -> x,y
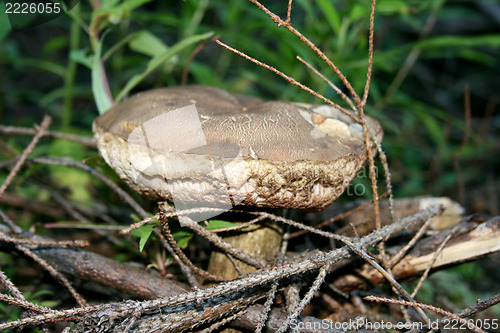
1,0 -> 498,212
0,0 -> 499,322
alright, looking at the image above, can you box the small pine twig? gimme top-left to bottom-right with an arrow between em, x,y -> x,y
285,0 -> 292,24
343,240 -> 431,325
159,212 -> 229,282
453,84 -> 471,204
361,0 -> 377,107
411,229 -> 455,297
0,293 -> 53,314
0,124 -> 95,147
0,269 -> 25,300
276,264 -> 329,333
15,245 -> 87,307
389,216 -> 434,267
364,296 -> 486,333
247,0 -> 361,105
289,191 -> 390,239
118,214 -> 160,235
0,115 -> 51,198
297,56 -> 358,114
215,40 -> 357,122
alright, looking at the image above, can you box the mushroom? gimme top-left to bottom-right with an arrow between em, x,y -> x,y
93,85 -> 383,279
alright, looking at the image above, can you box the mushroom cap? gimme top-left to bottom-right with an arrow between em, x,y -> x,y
93,85 -> 382,211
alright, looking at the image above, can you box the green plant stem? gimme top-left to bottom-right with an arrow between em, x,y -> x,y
115,31 -> 213,103
376,0 -> 445,110
182,0 -> 210,39
62,3 -> 82,131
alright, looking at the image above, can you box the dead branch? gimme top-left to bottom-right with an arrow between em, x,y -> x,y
32,244 -> 189,299
365,296 -> 485,333
0,205 -> 443,331
336,196 -> 463,237
0,193 -> 64,217
30,156 -> 148,219
333,216 -> 500,291
159,213 -> 229,282
0,124 -> 96,147
0,115 -> 51,198
15,243 -> 88,306
215,39 -> 358,122
73,205 -> 442,332
247,0 -> 361,106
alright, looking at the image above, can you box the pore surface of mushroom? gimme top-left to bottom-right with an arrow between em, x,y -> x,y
93,85 -> 382,214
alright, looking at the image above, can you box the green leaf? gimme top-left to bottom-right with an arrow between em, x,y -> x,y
115,31 -> 214,103
173,230 -> 193,249
70,49 -> 93,68
455,48 -> 495,66
92,36 -> 114,114
102,31 -> 141,61
136,224 -> 155,253
315,0 -> 341,33
29,289 -> 54,299
375,34 -> 500,66
129,30 -> 168,58
129,216 -> 159,252
100,0 -> 121,8
0,1 -> 12,41
205,219 -> 238,230
377,0 -> 411,15
122,0 -> 154,11
349,4 -> 368,22
94,0 -> 154,26
417,109 -> 443,145
3,57 -> 66,77
414,34 -> 500,49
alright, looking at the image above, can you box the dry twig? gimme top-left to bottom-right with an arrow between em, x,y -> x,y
0,124 -> 95,147
365,296 -> 486,333
0,205 -> 443,331
0,115 -> 52,198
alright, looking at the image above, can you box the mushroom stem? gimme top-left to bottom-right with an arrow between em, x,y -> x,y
207,210 -> 282,279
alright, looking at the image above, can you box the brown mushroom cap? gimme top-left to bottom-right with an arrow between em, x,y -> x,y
93,85 -> 382,211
